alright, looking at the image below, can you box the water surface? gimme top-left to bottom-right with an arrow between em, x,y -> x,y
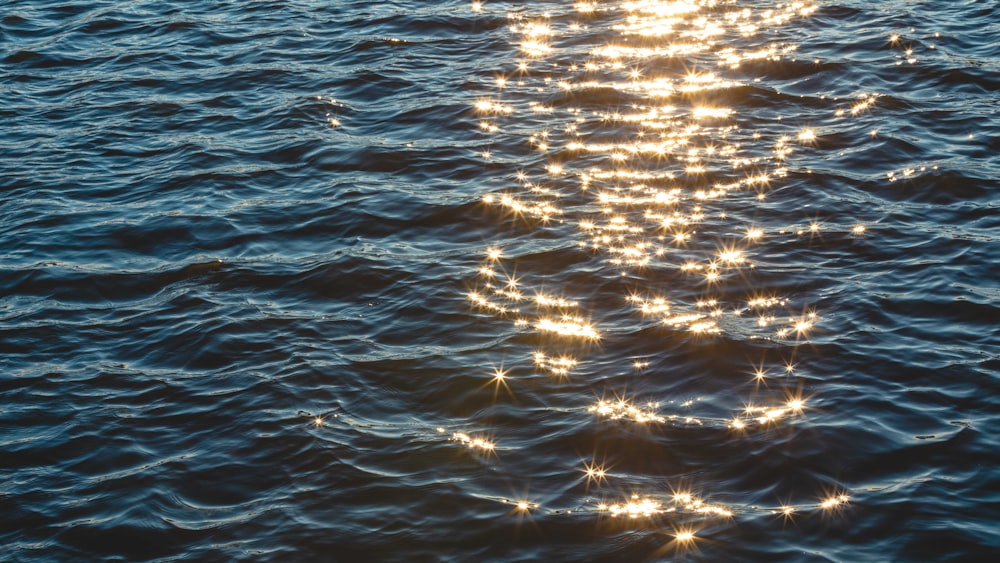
2,1 -> 998,560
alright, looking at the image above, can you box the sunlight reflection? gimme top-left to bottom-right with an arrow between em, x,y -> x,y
589,397 -> 665,423
582,460 -> 611,488
820,493 -> 850,510
534,351 -> 578,377
536,317 -> 601,340
597,490 -> 733,520
452,432 -> 496,454
458,0 -> 847,542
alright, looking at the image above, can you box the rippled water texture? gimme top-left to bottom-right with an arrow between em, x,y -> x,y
2,0 -> 998,560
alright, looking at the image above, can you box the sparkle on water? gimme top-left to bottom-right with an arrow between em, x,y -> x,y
451,432 -> 497,454
458,0 -> 862,545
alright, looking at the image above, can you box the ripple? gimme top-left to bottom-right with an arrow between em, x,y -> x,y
2,0 -> 998,560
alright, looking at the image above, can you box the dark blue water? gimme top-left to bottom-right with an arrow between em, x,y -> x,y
2,1 -> 998,560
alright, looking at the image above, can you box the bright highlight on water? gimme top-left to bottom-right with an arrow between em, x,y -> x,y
453,0 -> 872,537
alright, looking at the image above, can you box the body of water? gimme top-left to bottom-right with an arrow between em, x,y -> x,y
2,0 -> 999,560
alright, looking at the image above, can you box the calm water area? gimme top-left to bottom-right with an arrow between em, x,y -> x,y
2,1 -> 999,560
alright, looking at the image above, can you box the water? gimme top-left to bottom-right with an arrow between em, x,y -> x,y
2,1 -> 998,560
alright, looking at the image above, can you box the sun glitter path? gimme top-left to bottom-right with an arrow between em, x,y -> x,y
448,0 -> 875,547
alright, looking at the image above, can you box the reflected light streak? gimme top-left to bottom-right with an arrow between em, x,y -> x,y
534,352 -> 578,377
820,494 -> 850,510
536,317 -> 600,340
675,530 -> 696,542
604,497 -> 662,518
451,432 -> 496,453
535,294 -> 578,308
590,398 -> 665,423
736,396 -> 807,429
598,490 -> 733,521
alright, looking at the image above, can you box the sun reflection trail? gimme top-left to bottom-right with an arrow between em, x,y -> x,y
455,0 -> 867,545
